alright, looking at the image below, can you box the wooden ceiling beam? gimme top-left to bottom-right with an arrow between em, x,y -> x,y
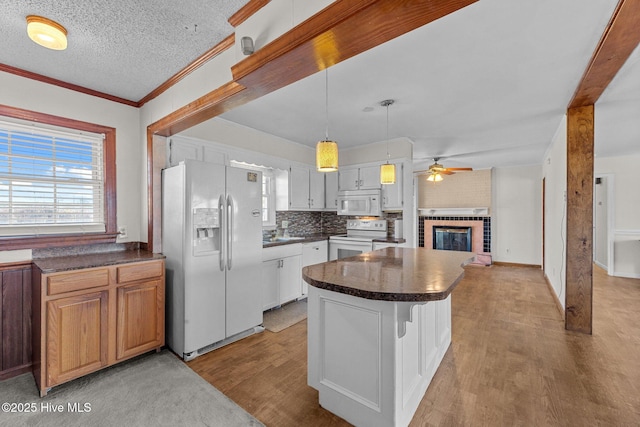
569,0 -> 640,108
232,0 -> 477,97
149,0 -> 477,137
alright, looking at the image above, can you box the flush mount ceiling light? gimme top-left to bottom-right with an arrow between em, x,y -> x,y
26,15 -> 67,50
380,99 -> 396,184
316,69 -> 338,172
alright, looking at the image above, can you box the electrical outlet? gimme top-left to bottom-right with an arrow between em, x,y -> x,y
281,220 -> 289,229
118,226 -> 127,239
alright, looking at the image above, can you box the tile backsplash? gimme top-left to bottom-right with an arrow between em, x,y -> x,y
264,211 -> 402,239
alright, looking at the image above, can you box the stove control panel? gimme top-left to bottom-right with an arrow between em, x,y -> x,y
347,219 -> 387,231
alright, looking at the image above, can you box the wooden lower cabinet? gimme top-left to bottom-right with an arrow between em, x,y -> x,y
46,291 -> 109,387
32,259 -> 165,396
116,279 -> 164,360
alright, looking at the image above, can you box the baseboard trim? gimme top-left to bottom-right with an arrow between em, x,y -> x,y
543,273 -> 565,319
492,261 -> 541,268
0,363 -> 32,381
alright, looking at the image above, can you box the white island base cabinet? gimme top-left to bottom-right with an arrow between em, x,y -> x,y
307,286 -> 452,427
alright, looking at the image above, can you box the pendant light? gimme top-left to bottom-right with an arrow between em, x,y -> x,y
316,69 -> 338,172
380,99 -> 396,184
26,16 -> 67,50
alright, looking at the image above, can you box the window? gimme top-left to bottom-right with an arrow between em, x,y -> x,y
262,170 -> 276,227
0,105 -> 117,250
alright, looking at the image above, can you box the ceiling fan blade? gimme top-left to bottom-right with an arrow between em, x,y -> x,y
440,170 -> 455,175
445,167 -> 473,171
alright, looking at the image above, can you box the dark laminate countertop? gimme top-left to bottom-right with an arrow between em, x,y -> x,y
262,233 -> 333,248
32,250 -> 165,273
302,247 -> 472,302
373,237 -> 407,244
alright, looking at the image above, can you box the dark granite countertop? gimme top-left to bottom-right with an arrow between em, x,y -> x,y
302,248 -> 472,302
32,250 -> 165,274
262,233 -> 333,248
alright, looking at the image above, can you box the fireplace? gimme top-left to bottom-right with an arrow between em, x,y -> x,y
420,217 -> 490,254
432,226 -> 472,252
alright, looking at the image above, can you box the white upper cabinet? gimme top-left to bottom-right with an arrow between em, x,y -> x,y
168,138 -> 225,167
338,165 -> 381,191
381,163 -> 403,210
338,168 -> 360,191
289,166 -> 311,209
309,171 -> 325,210
358,165 -> 381,190
289,166 -> 325,210
324,172 -> 339,210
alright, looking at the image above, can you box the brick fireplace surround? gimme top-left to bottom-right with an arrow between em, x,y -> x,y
418,216 -> 491,254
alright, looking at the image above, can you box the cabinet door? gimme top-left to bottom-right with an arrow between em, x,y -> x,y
279,255 -> 302,304
116,279 -> 164,360
289,166 -> 310,209
338,168 -> 359,191
168,139 -> 201,166
261,259 -> 280,311
309,170 -> 325,210
302,242 -> 328,295
382,163 -> 403,210
324,172 -> 338,209
358,165 -> 381,189
46,291 -> 108,387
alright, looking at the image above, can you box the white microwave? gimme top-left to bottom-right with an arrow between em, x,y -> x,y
336,190 -> 382,216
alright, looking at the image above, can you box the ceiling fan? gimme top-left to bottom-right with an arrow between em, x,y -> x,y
417,158 -> 473,182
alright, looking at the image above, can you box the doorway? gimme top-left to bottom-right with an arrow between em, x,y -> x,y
593,174 -> 614,275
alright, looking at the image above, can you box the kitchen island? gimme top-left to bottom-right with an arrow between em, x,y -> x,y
302,248 -> 472,427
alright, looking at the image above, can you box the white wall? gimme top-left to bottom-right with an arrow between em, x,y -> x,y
0,72 -> 143,258
492,165 -> 542,265
542,116 -> 568,309
595,154 -> 640,278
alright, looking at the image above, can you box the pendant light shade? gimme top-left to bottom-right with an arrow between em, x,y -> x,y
26,15 -> 67,50
316,140 -> 338,171
380,99 -> 396,184
316,69 -> 339,172
380,163 -> 396,184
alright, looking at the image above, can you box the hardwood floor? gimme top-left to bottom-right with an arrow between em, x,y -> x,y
187,265 -> 640,426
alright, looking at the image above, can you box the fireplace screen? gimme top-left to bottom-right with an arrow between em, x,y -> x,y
433,226 -> 472,252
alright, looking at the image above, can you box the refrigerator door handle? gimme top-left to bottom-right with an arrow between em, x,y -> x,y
227,194 -> 234,270
218,195 -> 226,271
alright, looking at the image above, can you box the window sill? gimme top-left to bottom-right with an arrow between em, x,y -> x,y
0,232 -> 119,251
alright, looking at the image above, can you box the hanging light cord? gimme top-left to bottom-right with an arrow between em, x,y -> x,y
325,69 -> 329,141
385,102 -> 390,162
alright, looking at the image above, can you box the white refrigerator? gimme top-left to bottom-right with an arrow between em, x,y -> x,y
162,159 -> 263,361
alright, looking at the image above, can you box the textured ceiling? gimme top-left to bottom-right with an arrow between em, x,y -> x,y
0,0 -> 247,101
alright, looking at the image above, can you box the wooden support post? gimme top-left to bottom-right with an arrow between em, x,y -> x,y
565,105 -> 594,334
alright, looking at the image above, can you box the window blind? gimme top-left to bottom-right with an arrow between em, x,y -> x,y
0,118 -> 105,236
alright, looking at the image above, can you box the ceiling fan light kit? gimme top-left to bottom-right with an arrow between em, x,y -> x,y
316,69 -> 338,172
26,15 -> 67,50
426,172 -> 443,182
420,158 -> 473,182
380,99 -> 396,184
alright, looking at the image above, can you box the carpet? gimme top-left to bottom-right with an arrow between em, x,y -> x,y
263,299 -> 307,332
0,350 -> 263,427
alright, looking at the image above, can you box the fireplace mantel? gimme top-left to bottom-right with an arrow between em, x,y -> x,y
419,207 -> 489,216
